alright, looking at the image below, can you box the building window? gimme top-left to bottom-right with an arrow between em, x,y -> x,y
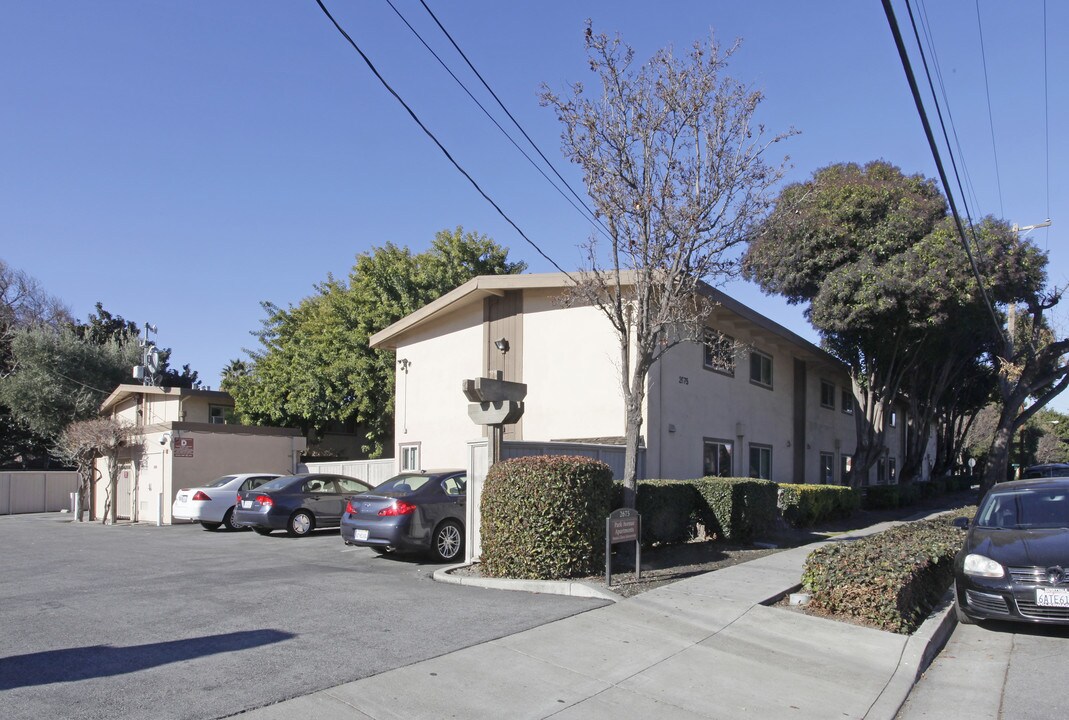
820,380 -> 835,409
889,410 -> 898,428
703,330 -> 736,376
888,457 -> 897,484
841,389 -> 854,415
877,459 -> 886,485
400,444 -> 420,471
820,452 -> 835,484
703,440 -> 733,477
749,444 -> 772,480
840,455 -> 853,486
749,350 -> 773,389
208,405 -> 230,424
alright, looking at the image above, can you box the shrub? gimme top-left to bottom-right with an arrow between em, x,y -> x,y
480,455 -> 614,580
801,509 -> 975,633
778,484 -> 860,527
635,480 -> 702,545
694,477 -> 778,542
862,485 -> 900,509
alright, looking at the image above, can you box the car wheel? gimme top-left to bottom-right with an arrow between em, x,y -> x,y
221,507 -> 240,532
954,594 -> 974,625
200,521 -> 222,531
431,520 -> 464,562
254,527 -> 274,536
287,510 -> 315,537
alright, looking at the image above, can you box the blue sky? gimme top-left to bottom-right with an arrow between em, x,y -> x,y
2,2 -> 1065,407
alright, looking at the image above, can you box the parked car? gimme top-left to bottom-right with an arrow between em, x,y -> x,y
1021,463 -> 1069,479
233,474 -> 374,537
172,473 -> 281,531
341,470 -> 466,562
953,476 -> 1069,625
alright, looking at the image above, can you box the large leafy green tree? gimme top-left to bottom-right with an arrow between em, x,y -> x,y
744,161 -> 1047,486
224,227 -> 524,458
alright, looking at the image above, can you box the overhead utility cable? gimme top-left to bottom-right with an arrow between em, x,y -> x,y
974,0 -> 1005,218
313,0 -> 574,280
881,0 -> 1002,338
417,0 -> 613,240
383,0 -> 609,242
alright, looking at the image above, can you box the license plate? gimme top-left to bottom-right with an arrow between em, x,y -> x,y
178,494 -> 188,502
1036,587 -> 1069,607
354,529 -> 369,541
242,500 -> 252,509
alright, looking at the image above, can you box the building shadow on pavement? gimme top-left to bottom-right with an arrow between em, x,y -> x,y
0,629 -> 294,690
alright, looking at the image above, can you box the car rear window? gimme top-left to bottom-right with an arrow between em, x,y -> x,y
205,475 -> 238,488
257,476 -> 298,492
377,474 -> 434,493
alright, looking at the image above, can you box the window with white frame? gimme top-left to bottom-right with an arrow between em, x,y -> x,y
703,440 -> 733,477
749,350 -> 773,389
400,444 -> 420,471
703,329 -> 735,376
820,380 -> 835,409
749,444 -> 772,480
208,405 -> 230,424
820,452 -> 835,484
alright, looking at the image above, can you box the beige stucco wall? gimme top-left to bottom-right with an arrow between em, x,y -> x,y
393,302 -> 486,470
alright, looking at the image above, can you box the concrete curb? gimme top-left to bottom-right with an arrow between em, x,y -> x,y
433,563 -> 622,602
865,588 -> 957,720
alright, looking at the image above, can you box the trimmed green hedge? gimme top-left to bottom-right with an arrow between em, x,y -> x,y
801,509 -> 975,633
480,455 -> 614,580
778,484 -> 861,527
635,480 -> 701,545
694,477 -> 779,543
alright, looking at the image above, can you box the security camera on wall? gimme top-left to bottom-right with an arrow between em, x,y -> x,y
159,432 -> 172,446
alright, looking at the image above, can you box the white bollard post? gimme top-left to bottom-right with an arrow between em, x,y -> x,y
157,492 -> 163,527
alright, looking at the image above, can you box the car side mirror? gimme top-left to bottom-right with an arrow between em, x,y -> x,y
952,517 -> 970,529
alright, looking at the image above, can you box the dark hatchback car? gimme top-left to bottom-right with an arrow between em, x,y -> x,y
1021,463 -> 1069,479
954,477 -> 1069,625
233,473 -> 374,537
341,470 -> 466,562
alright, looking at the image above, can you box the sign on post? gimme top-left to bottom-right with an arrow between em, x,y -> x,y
605,508 -> 641,587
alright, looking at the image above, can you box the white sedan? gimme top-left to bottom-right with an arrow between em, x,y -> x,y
173,473 -> 281,531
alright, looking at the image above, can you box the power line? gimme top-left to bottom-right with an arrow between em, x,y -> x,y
974,0 -> 1005,218
1043,0 -> 1051,249
312,0 -> 574,279
382,0 -> 609,242
416,0 -> 613,240
881,0 -> 1003,339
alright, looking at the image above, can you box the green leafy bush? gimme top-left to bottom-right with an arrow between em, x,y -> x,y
778,484 -> 860,527
480,455 -> 614,579
635,480 -> 702,545
694,477 -> 778,542
801,509 -> 975,633
862,485 -> 901,509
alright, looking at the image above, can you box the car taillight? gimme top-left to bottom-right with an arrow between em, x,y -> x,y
255,495 -> 273,507
191,491 -> 211,501
345,500 -> 357,514
379,500 -> 416,516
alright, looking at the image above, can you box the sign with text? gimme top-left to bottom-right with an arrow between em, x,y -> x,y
174,437 -> 195,458
605,508 -> 641,587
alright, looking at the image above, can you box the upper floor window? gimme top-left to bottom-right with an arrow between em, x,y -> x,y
820,380 -> 835,409
889,410 -> 898,428
703,330 -> 736,376
841,389 -> 854,415
208,405 -> 230,425
749,350 -> 773,389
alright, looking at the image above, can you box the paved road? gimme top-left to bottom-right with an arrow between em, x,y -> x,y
899,618 -> 1069,720
0,513 -> 605,720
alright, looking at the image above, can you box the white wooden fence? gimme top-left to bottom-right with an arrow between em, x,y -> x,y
502,440 -> 643,481
0,471 -> 80,515
300,458 -> 397,486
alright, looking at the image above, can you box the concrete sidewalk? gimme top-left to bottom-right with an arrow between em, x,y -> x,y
236,518 -> 956,720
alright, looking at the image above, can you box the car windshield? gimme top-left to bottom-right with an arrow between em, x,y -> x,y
976,489 -> 1069,529
256,476 -> 298,492
376,474 -> 435,493
205,475 -> 238,488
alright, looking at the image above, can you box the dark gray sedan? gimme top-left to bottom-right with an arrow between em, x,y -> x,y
954,477 -> 1069,624
233,473 -> 373,537
341,470 -> 466,561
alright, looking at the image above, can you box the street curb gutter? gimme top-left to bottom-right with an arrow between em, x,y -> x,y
865,587 -> 957,720
433,563 -> 622,602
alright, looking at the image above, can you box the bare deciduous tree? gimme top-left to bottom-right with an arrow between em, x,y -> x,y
541,24 -> 793,503
56,417 -> 142,523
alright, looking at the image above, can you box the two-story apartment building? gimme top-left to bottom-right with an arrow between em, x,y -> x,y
370,273 -> 913,487
95,384 -> 306,524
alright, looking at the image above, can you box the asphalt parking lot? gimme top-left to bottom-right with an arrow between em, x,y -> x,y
0,513 -> 606,720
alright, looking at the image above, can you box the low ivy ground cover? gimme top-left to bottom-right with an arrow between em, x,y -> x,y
801,508 -> 976,634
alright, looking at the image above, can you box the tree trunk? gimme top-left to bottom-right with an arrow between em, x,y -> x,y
983,423 -> 1014,494
621,391 -> 645,509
